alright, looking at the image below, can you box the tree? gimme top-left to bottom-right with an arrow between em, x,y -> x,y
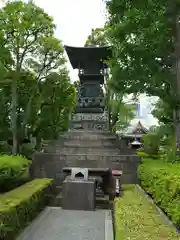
151,99 -> 174,128
0,1 -> 76,154
33,71 -> 76,145
105,0 -> 180,147
115,104 -> 135,132
151,98 -> 176,156
0,1 -> 67,154
108,91 -> 135,132
142,132 -> 161,156
84,28 -> 109,47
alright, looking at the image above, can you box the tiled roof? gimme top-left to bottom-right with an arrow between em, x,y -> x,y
117,118 -> 149,135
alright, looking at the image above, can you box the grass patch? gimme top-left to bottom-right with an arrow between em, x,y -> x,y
115,185 -> 179,240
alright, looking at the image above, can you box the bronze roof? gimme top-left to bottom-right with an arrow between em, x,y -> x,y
64,45 -> 112,69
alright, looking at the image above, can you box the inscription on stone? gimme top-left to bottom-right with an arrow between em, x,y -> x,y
92,123 -> 105,130
74,123 -> 83,129
72,113 -> 108,121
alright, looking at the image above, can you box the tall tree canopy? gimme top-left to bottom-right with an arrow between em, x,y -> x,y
105,0 -> 180,146
0,1 -> 76,154
84,28 -> 109,47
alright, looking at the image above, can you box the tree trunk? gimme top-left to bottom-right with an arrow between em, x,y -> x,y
11,77 -> 17,155
175,13 -> 180,149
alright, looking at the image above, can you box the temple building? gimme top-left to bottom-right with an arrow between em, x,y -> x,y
117,99 -> 149,146
120,120 -> 148,145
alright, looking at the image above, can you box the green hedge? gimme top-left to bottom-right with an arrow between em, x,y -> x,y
115,185 -> 179,240
138,159 -> 180,228
137,150 -> 159,159
0,178 -> 53,240
0,155 -> 31,192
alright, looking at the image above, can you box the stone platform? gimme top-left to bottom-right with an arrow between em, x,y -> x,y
31,130 -> 141,185
17,207 -> 113,240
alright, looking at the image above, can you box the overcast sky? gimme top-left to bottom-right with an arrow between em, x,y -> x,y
31,0 -> 107,82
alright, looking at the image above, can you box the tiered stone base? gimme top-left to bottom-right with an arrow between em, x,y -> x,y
31,130 -> 141,185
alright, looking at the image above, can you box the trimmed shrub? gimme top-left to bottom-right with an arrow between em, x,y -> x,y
137,150 -> 158,159
142,132 -> 160,155
0,155 -> 31,192
115,185 -> 179,239
0,178 -> 53,240
138,159 -> 180,228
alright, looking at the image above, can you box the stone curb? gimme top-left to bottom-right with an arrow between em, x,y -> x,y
17,207 -> 52,240
105,210 -> 114,240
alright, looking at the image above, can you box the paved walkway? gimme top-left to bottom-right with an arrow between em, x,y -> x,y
17,207 -> 113,240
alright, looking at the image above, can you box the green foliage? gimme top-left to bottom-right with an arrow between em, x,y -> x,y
115,103 -> 135,131
115,185 -> 179,239
0,155 -> 30,192
0,1 -> 76,154
0,142 -> 11,154
150,100 -> 177,161
105,0 -> 176,98
0,178 -> 53,240
152,99 -> 174,127
107,91 -> 135,132
84,28 -> 109,47
162,136 -> 177,163
104,0 -> 180,146
137,151 -> 158,159
138,159 -> 180,228
34,71 -> 76,140
142,132 -> 161,155
20,143 -> 35,160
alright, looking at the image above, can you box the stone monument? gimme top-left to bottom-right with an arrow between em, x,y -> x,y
62,168 -> 96,211
31,45 -> 141,195
65,45 -> 111,131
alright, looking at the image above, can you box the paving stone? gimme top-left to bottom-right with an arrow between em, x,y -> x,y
17,207 -> 111,240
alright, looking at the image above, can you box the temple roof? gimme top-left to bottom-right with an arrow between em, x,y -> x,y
131,121 -> 148,134
118,120 -> 149,137
64,45 -> 112,69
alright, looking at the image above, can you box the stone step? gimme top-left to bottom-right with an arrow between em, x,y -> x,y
52,193 -> 62,207
62,130 -> 116,136
59,130 -> 118,140
44,145 -> 128,154
55,185 -> 62,194
53,147 -> 120,155
35,153 -> 138,167
62,135 -> 117,141
44,145 -> 133,154
55,186 -> 105,197
63,140 -> 115,147
45,139 -> 116,148
52,153 -> 133,159
96,190 -> 105,198
96,196 -> 111,209
51,193 -> 111,209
